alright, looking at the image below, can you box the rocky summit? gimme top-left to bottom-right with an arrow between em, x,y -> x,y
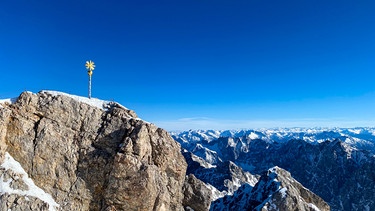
0,91 -> 335,211
0,91 -> 187,211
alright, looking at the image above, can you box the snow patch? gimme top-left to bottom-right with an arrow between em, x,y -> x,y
204,182 -> 227,201
348,129 -> 362,134
227,137 -> 236,147
0,152 -> 60,211
308,203 -> 321,211
0,97 -> 18,108
279,187 -> 287,198
41,90 -> 127,111
265,199 -> 278,210
232,177 -> 241,189
248,132 -> 259,139
191,154 -> 216,169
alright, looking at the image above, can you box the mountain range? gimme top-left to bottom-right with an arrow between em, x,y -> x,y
2,91 -> 372,210
172,129 -> 375,210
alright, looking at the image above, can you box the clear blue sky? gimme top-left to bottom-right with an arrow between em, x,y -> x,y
1,1 -> 375,130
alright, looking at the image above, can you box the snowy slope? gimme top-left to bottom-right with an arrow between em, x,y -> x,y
0,152 -> 60,211
41,90 -> 125,110
0,90 -> 122,111
40,91 -> 151,124
210,166 -> 329,211
0,97 -> 18,108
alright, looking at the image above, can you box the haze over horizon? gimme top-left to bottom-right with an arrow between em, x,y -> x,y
1,1 -> 375,130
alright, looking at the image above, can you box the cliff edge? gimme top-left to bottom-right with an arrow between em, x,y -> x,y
0,91 -> 187,211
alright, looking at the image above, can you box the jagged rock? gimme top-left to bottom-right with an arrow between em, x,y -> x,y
248,166 -> 330,211
182,150 -> 258,194
210,182 -> 253,211
0,194 -> 50,211
210,167 -> 330,211
0,91 -> 187,211
182,174 -> 213,211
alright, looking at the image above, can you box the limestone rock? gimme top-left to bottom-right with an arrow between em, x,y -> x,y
0,194 -> 50,211
182,174 -> 213,211
182,150 -> 258,194
0,91 -> 187,211
210,166 -> 330,211
249,166 -> 330,211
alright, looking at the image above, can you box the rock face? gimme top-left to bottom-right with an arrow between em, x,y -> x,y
210,167 -> 330,211
210,182 -> 253,211
248,167 -> 330,211
182,150 -> 258,195
182,174 -> 213,211
0,91 -> 187,211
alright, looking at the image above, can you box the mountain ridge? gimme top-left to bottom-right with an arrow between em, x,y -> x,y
172,127 -> 375,154
173,129 -> 375,210
0,91 -> 361,210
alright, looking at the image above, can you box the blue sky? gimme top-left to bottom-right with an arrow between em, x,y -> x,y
1,1 -> 375,130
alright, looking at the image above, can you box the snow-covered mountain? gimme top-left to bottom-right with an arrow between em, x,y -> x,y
172,128 -> 375,211
210,166 -> 330,211
172,127 -> 375,154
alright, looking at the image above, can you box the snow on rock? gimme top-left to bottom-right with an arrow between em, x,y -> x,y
308,203 -> 322,211
0,97 -> 18,108
248,132 -> 259,139
173,127 -> 375,156
0,90 -> 120,111
248,166 -> 330,211
227,137 -> 236,147
210,166 -> 329,211
204,182 -> 227,201
279,187 -> 288,198
191,153 -> 216,169
41,90 -> 122,111
348,129 -> 362,134
174,128 -> 375,210
39,90 -> 149,123
210,182 -> 254,211
0,152 -> 60,211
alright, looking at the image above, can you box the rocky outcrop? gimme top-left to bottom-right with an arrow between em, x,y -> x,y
210,167 -> 330,211
182,150 -> 258,194
210,183 -> 253,211
0,91 -> 187,211
182,174 -> 212,211
248,166 -> 330,211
